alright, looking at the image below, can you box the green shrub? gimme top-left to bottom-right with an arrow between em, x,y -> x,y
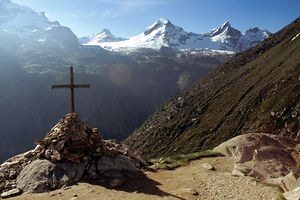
150,150 -> 222,170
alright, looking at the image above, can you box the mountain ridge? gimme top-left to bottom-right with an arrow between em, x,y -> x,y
81,18 -> 271,54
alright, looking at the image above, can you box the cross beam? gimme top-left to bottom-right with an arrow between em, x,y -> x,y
52,67 -> 90,113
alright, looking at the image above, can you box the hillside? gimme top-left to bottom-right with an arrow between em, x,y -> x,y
125,17 -> 300,159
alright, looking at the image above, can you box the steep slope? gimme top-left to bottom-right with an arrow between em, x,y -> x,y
125,17 -> 300,159
83,18 -> 270,54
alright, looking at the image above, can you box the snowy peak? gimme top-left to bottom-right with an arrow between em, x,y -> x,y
149,18 -> 170,28
244,27 -> 271,38
205,21 -> 243,50
208,21 -> 242,40
0,0 -> 59,35
156,18 -> 169,24
143,18 -> 181,36
79,28 -> 125,44
142,18 -> 184,40
211,21 -> 233,36
95,28 -> 117,40
0,0 -> 79,48
235,27 -> 271,51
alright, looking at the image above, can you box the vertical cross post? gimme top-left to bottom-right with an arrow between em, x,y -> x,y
70,67 -> 75,113
52,67 -> 90,113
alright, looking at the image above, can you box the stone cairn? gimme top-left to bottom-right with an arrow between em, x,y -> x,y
0,113 -> 146,198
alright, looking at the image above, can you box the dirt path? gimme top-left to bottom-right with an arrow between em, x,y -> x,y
8,157 -> 280,200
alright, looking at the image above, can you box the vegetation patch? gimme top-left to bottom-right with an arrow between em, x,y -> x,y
149,150 -> 222,170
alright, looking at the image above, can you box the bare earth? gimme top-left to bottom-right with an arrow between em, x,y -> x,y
8,157 -> 280,200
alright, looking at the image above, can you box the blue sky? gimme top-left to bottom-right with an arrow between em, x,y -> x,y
13,0 -> 300,38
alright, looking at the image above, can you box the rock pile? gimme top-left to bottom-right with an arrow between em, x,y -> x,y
0,113 -> 146,198
35,113 -> 104,162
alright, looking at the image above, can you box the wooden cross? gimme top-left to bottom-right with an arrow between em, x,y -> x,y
52,67 -> 90,113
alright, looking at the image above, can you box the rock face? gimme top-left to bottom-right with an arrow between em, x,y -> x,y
0,113 -> 146,197
213,133 -> 300,181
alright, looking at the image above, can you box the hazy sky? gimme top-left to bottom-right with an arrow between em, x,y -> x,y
12,0 -> 300,38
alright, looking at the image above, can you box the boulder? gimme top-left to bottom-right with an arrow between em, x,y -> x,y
96,154 -> 140,178
213,133 -> 299,180
1,188 -> 21,198
232,169 -> 244,177
283,187 -> 300,200
16,159 -> 85,193
202,163 -> 215,171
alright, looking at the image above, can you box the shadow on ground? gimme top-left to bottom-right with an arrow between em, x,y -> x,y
81,171 -> 187,200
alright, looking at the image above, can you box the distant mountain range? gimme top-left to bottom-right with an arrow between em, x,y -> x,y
80,18 -> 271,54
0,0 -> 270,56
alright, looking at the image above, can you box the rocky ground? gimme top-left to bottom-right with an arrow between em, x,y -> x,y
1,115 -> 297,199
7,156 -> 281,200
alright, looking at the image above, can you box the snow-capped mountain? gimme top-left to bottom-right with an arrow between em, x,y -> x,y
0,0 -> 57,35
235,27 -> 271,51
81,18 -> 271,54
202,21 -> 243,50
79,28 -> 125,44
0,0 -> 79,48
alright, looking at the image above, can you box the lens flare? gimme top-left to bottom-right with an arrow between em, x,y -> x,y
108,64 -> 132,86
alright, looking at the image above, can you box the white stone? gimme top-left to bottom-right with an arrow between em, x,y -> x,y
283,187 -> 300,200
24,150 -> 34,158
189,188 -> 199,195
232,169 -> 244,177
1,188 -> 21,198
280,172 -> 300,192
202,163 -> 215,170
34,145 -> 43,152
